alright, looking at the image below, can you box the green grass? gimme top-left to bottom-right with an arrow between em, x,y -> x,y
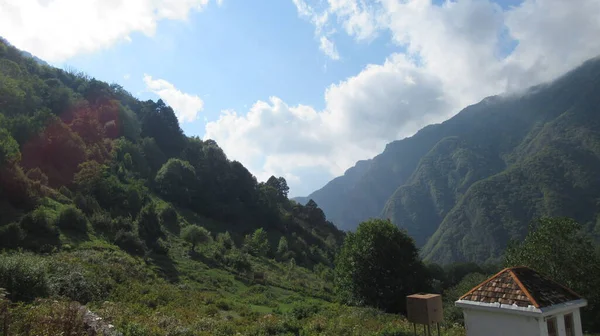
0,205 -> 466,335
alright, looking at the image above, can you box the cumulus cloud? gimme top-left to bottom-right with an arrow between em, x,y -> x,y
143,74 -> 204,123
0,0 -> 218,62
207,0 -> 600,195
319,36 -> 340,60
206,53 -> 450,181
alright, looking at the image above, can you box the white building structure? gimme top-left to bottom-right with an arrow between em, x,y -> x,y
455,266 -> 587,336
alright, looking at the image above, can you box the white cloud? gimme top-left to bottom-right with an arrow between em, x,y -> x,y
123,74 -> 131,80
319,36 -> 340,60
207,0 -> 600,194
292,0 -> 338,59
0,0 -> 218,62
206,53 -> 450,181
143,74 -> 204,123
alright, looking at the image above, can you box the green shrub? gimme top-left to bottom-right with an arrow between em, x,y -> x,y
215,299 -> 231,311
0,253 -> 49,302
159,204 -> 179,233
47,261 -> 107,304
243,228 -> 269,257
154,238 -> 169,255
73,193 -> 100,215
0,223 -> 24,250
137,202 -> 163,249
19,208 -> 60,252
90,211 -> 112,235
115,230 -> 146,256
125,184 -> 145,217
55,205 -> 88,233
26,168 -> 48,186
217,231 -> 234,250
225,248 -> 252,273
290,301 -> 321,320
112,216 -> 135,232
121,322 -> 152,336
58,185 -> 73,198
181,225 -> 210,252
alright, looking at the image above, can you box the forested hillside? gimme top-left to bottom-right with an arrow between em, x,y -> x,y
0,37 -> 410,335
0,36 -> 344,265
298,55 -> 600,264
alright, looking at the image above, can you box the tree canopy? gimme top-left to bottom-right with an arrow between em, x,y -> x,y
334,218 -> 429,313
155,158 -> 196,206
505,217 -> 600,331
181,225 -> 210,252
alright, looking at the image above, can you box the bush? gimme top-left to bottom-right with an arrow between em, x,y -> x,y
154,237 -> 169,255
112,216 -> 135,232
26,168 -> 48,186
58,185 -> 73,198
19,208 -> 60,252
0,253 -> 49,302
181,225 -> 210,252
90,211 -> 113,235
3,300 -> 89,335
225,248 -> 252,273
73,193 -> 100,215
0,223 -> 24,250
290,302 -> 321,320
47,261 -> 107,304
217,231 -> 234,250
243,228 -> 269,257
159,204 -> 179,233
115,230 -> 146,256
55,206 -> 88,233
137,203 -> 163,249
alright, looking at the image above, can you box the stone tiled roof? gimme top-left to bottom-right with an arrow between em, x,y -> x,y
459,267 -> 581,308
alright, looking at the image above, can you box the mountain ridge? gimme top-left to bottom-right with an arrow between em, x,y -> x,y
300,55 -> 600,263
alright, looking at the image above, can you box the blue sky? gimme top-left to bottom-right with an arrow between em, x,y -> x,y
56,0 -> 401,135
2,0 -> 600,197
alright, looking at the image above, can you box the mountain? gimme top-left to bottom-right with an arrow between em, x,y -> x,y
300,55 -> 600,264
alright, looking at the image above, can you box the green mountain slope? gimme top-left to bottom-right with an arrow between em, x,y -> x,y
1,38 -> 422,335
301,55 -> 600,264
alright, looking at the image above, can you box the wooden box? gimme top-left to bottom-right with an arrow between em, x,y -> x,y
406,293 -> 443,324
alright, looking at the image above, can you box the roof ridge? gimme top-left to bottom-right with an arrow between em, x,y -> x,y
512,267 -> 583,300
458,268 -> 511,301
508,268 -> 539,308
459,266 -> 582,309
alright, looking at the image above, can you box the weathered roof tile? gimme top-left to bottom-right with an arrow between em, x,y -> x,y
458,267 -> 581,308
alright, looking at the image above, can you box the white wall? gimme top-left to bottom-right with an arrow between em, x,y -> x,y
541,309 -> 584,336
463,308 -> 542,336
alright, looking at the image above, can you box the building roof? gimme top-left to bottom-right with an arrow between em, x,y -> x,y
458,267 -> 582,309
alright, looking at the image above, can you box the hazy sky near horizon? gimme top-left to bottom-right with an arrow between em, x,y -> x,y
2,0 -> 600,197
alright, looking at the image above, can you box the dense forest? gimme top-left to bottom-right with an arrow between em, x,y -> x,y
297,55 -> 600,264
0,36 -> 344,267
